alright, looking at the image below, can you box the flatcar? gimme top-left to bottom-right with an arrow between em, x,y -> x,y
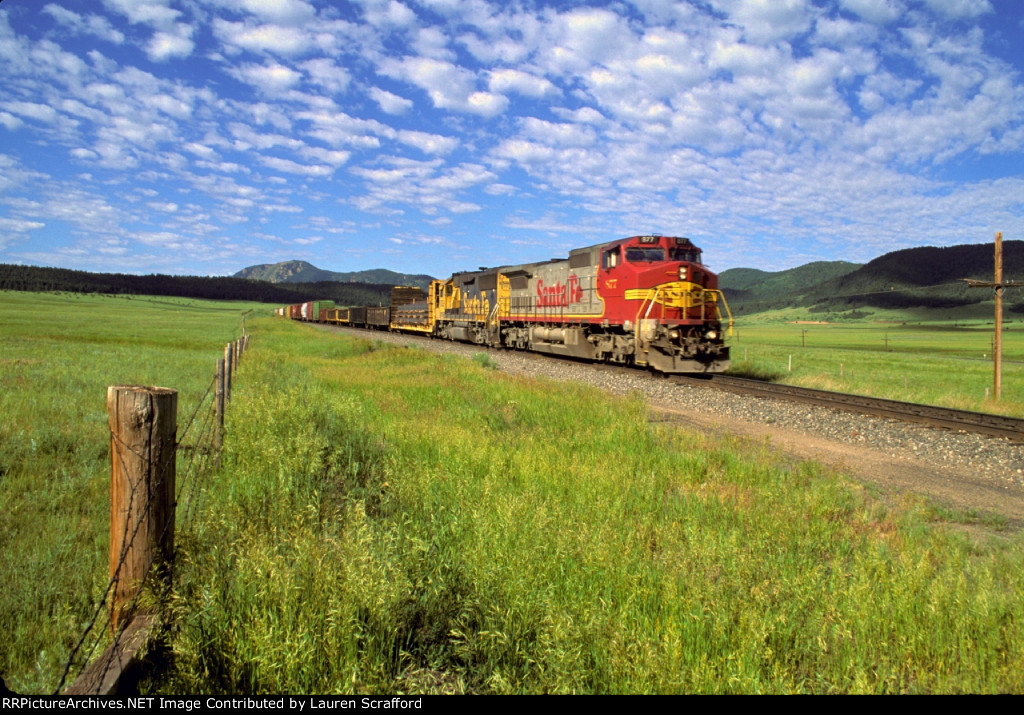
288,235 -> 732,374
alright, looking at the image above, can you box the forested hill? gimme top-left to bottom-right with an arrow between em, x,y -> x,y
807,242 -> 1024,308
0,264 -> 391,306
719,261 -> 861,306
720,241 -> 1024,314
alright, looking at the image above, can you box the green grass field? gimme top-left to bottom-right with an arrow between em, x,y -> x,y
157,317 -> 1024,694
0,291 -> 265,693
3,293 -> 1023,694
726,306 -> 1024,417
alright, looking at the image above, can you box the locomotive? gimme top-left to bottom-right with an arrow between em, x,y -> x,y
284,235 -> 733,374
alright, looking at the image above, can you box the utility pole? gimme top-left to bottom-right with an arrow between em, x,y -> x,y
962,232 -> 1019,401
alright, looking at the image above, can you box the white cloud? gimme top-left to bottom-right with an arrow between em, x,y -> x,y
43,5 -> 126,44
230,61 -> 303,93
711,38 -> 785,77
380,56 -> 508,116
229,123 -> 303,151
397,130 -> 459,155
715,0 -> 814,44
349,156 -> 490,215
491,139 -> 555,166
484,183 -> 515,196
300,146 -> 351,166
4,101 -> 60,124
520,118 -> 596,147
458,31 -> 532,64
215,20 -> 312,56
920,0 -> 993,19
465,91 -> 508,116
0,112 -> 23,130
294,109 -> 388,149
357,0 -> 419,29
839,0 -> 901,24
301,58 -> 351,93
0,217 -> 45,232
259,155 -> 332,175
368,87 -> 414,114
102,0 -> 180,28
488,69 -> 560,99
552,7 -> 627,66
220,0 -> 318,25
147,24 -> 195,61
411,26 -> 454,60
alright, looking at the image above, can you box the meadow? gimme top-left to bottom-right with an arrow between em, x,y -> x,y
726,305 -> 1024,417
3,293 -> 1023,694
160,316 -> 1023,694
0,291 -> 262,693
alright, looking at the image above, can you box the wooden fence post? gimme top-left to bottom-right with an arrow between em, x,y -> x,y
107,385 -> 177,633
215,359 -> 225,456
224,343 -> 233,401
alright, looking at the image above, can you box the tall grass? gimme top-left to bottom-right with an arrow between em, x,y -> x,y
156,317 -> 1024,694
0,291 -> 264,693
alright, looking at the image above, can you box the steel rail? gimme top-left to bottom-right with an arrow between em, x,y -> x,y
671,374 -> 1024,443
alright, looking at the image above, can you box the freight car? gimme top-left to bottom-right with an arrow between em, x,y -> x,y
286,235 -> 732,374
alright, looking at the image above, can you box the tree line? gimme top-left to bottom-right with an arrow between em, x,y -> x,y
0,264 -> 391,306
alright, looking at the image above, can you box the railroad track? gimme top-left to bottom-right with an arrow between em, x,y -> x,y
671,374 -> 1024,443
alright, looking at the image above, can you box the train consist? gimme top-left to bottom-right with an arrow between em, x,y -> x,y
279,235 -> 733,373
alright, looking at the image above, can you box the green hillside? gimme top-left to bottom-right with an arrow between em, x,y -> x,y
234,260 -> 434,290
720,242 -> 1024,316
806,242 -> 1024,311
720,261 -> 861,307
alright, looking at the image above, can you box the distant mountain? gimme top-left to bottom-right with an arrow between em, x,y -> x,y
720,242 -> 1024,315
235,260 -> 434,290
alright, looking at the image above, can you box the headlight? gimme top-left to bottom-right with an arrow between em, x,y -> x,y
705,330 -> 718,341
678,266 -> 688,281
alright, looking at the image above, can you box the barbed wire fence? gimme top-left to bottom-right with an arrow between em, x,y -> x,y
55,334 -> 250,695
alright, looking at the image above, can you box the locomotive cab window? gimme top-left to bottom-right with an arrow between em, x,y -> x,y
602,246 -> 621,270
625,246 -> 666,262
670,247 -> 702,263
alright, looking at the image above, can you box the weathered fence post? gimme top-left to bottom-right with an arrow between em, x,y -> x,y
107,385 -> 177,633
215,359 -> 225,455
224,343 -> 233,401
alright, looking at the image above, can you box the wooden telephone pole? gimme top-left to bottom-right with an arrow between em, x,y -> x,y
963,232 -> 1019,401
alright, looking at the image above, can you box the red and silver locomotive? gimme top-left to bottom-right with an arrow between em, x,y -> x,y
424,235 -> 732,373
297,235 -> 732,374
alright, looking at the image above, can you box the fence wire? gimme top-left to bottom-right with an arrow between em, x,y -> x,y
55,337 -> 248,695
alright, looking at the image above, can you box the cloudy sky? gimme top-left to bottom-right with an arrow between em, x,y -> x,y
1,0 -> 1022,279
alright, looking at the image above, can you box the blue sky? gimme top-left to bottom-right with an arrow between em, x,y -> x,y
1,0 -> 1022,278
